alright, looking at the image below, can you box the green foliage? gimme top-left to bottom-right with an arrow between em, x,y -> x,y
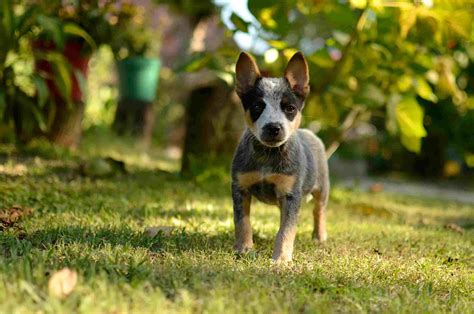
0,0 -> 137,143
1,1 -> 162,143
0,1 -> 56,139
32,0 -> 115,51
0,0 -> 103,142
108,3 -> 159,60
234,0 -> 473,157
230,12 -> 249,33
396,96 -> 427,153
62,23 -> 96,50
154,0 -> 215,23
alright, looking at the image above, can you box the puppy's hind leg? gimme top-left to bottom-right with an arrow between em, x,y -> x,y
312,190 -> 327,242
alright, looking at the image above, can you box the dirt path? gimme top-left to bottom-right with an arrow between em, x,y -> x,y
339,177 -> 474,204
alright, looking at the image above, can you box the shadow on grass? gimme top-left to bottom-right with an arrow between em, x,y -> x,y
0,222 -> 470,313
20,226 -> 229,251
0,225 -> 365,302
4,225 -> 271,259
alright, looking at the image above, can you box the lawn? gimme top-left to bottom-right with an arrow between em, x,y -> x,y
0,134 -> 473,313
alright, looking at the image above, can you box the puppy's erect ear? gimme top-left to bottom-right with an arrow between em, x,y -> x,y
284,52 -> 310,98
235,52 -> 261,97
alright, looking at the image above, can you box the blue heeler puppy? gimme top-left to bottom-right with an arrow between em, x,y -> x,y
232,51 -> 330,263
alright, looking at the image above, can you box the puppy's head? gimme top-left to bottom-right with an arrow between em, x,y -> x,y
235,51 -> 310,147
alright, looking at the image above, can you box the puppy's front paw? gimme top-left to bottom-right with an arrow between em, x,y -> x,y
234,241 -> 253,254
271,252 -> 293,264
312,230 -> 328,243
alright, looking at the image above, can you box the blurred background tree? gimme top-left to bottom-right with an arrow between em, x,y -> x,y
0,0 -> 473,179
213,0 -> 474,177
154,0 -> 244,175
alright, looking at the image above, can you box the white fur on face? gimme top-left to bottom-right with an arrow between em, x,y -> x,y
253,78 -> 291,147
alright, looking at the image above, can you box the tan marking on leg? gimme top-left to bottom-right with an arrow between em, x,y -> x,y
272,224 -> 297,263
237,171 -> 262,189
265,174 -> 296,195
234,194 -> 253,252
312,190 -> 327,242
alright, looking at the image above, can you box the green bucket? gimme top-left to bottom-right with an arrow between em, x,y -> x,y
117,57 -> 161,102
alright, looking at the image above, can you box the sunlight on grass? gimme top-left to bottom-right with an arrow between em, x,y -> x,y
0,136 -> 472,313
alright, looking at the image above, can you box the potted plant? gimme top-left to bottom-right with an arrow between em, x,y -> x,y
115,29 -> 161,106
31,0 -> 114,148
110,3 -> 161,143
0,1 -> 80,144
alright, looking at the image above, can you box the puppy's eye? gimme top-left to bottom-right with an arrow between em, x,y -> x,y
254,101 -> 265,111
283,104 -> 296,114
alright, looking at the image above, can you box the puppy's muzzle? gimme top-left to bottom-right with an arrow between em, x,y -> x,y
261,123 -> 285,145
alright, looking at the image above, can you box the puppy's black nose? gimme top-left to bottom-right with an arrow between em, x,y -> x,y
263,123 -> 282,137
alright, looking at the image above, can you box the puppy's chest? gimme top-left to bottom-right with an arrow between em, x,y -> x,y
236,167 -> 296,204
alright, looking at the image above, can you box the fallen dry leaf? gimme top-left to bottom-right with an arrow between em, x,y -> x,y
369,183 -> 384,193
48,268 -> 78,299
144,226 -> 175,238
0,206 -> 32,230
350,202 -> 394,217
444,223 -> 464,234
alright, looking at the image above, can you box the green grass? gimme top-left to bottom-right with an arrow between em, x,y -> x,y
0,137 -> 473,313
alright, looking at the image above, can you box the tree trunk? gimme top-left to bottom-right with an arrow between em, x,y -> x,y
181,80 -> 243,175
112,99 -> 155,146
48,100 -> 85,149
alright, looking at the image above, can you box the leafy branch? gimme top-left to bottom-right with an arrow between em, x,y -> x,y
325,106 -> 365,159
313,6 -> 369,94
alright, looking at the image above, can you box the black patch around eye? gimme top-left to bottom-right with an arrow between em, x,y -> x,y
240,77 -> 265,122
249,100 -> 265,121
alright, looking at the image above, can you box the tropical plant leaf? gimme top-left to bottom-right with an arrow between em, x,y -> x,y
32,74 -> 49,108
16,5 -> 37,39
38,51 -> 73,102
399,7 -> 417,38
416,77 -> 437,102
397,75 -> 412,92
465,154 -> 474,168
16,90 -> 48,132
230,13 -> 249,33
63,23 -> 96,50
350,0 -> 367,9
258,7 -> 278,29
30,103 -> 48,132
180,53 -> 211,72
267,40 -> 287,49
400,133 -> 423,153
1,0 -> 14,40
37,15 -> 64,49
396,96 -> 427,153
52,61 -> 72,103
40,52 -> 73,103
